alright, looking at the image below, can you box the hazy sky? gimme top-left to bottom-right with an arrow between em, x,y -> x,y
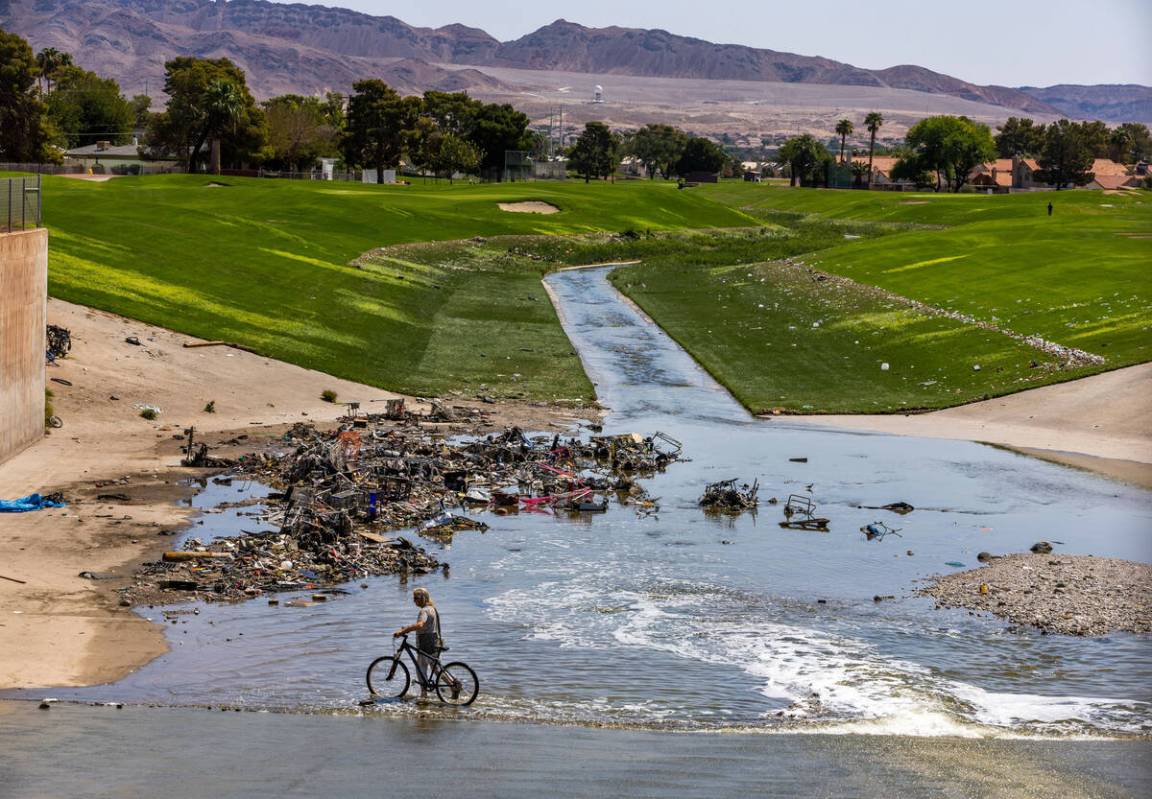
281,0 -> 1151,87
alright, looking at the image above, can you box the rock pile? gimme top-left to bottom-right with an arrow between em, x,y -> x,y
921,553 -> 1152,636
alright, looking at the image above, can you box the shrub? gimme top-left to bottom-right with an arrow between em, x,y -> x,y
321,389 -> 338,403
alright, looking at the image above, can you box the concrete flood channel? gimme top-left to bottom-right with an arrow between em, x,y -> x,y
4,266 -> 1151,795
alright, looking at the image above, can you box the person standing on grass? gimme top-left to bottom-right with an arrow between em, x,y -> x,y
1048,202 -> 1053,216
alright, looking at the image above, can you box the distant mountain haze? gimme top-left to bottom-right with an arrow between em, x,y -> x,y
1,0 -> 1146,124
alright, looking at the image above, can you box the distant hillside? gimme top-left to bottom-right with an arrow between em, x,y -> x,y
1019,85 -> 1152,124
2,0 -> 1144,125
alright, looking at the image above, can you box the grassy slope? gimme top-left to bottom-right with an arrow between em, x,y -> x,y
41,175 -> 754,400
610,184 -> 1151,414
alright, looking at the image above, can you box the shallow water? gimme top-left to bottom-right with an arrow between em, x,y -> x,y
17,266 -> 1152,738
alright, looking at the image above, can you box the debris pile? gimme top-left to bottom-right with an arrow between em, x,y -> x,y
699,479 -> 758,513
127,421 -> 682,604
46,324 -> 71,363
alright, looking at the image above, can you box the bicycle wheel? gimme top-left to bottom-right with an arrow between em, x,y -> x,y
435,662 -> 479,706
366,656 -> 410,699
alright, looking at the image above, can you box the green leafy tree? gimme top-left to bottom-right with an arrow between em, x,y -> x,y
1108,122 -> 1150,164
45,66 -> 135,148
995,116 -> 1046,157
469,102 -> 532,175
34,47 -> 73,94
864,111 -> 884,187
834,118 -> 854,164
431,133 -> 481,183
263,94 -> 339,171
130,94 -> 152,130
341,80 -> 422,182
145,57 -> 264,172
568,121 -> 619,182
631,123 -> 687,178
1080,120 -> 1111,157
1037,119 -> 1096,189
778,134 -> 830,187
422,91 -> 480,137
674,136 -> 728,176
0,29 -> 58,163
900,115 -> 996,192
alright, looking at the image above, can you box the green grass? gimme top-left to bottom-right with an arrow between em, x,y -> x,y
607,183 -> 1152,413
40,175 -> 754,400
37,173 -> 1152,413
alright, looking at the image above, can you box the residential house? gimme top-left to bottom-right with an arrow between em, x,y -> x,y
64,140 -> 179,174
1013,156 -> 1133,189
849,155 -> 904,185
969,159 -> 1014,190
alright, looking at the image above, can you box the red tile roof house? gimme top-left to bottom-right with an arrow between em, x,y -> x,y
1012,156 -> 1134,189
969,159 -> 1015,190
850,155 -> 904,185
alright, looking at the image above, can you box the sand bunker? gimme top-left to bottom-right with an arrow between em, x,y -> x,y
499,201 -> 559,214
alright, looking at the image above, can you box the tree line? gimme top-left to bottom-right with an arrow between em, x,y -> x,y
0,28 -> 533,179
3,27 -> 1148,189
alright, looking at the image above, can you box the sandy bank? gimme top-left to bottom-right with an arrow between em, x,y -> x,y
782,364 -> 1152,487
0,300 -> 587,691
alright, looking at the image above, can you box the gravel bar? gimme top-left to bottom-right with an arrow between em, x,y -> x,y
921,553 -> 1152,636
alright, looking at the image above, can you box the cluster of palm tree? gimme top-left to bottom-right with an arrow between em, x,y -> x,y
834,112 -> 885,187
33,47 -> 73,94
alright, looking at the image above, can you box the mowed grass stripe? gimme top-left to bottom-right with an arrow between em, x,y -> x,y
40,175 -> 754,399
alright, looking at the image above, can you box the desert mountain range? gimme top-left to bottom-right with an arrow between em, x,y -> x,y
2,0 -> 1147,134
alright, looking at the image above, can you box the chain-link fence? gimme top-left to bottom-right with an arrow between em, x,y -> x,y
1,176 -> 42,233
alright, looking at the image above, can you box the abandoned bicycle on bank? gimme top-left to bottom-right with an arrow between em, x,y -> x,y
365,634 -> 479,706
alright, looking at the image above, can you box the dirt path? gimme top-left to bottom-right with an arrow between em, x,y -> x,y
0,300 -> 587,690
783,364 -> 1152,488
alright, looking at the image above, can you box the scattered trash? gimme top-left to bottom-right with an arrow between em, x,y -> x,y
125,336 -> 141,346
0,573 -> 28,585
1031,541 -> 1054,554
124,419 -> 683,605
856,501 -> 915,514
779,494 -> 829,531
788,457 -> 808,463
0,492 -> 66,513
46,325 -> 72,362
50,377 -> 72,387
861,522 -> 902,541
873,595 -> 895,602
945,561 -> 966,568
699,479 -> 758,512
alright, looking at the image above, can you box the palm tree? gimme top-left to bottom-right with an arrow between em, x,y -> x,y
199,79 -> 244,174
35,48 -> 73,94
864,112 -> 884,188
834,118 -> 854,164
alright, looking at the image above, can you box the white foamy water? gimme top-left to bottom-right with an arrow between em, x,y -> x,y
486,574 -> 1150,737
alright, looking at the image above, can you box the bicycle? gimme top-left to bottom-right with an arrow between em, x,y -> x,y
365,634 -> 479,706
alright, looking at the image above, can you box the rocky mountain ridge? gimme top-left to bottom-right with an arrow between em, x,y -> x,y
1,0 -> 1144,122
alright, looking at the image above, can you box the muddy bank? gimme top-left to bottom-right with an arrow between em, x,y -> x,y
921,553 -> 1152,636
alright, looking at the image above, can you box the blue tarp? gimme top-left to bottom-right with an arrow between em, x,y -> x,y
0,493 -> 66,513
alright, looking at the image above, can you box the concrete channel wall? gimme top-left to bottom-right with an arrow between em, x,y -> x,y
0,228 -> 47,464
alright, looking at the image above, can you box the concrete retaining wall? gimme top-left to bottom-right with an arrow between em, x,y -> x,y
0,228 -> 47,464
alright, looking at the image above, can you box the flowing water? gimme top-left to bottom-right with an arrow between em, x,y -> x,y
14,267 -> 1152,739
